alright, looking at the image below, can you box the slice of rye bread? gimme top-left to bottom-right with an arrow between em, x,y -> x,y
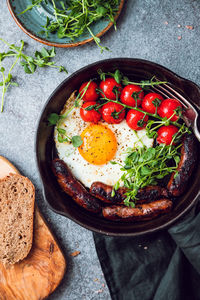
0,173 -> 35,265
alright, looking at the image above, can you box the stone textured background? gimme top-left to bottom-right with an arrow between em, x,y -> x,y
0,0 -> 200,299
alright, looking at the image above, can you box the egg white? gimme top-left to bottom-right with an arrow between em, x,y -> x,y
54,93 -> 154,188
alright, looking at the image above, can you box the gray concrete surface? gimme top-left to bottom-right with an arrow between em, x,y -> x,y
0,0 -> 200,299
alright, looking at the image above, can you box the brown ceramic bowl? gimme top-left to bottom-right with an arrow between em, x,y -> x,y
35,58 -> 200,236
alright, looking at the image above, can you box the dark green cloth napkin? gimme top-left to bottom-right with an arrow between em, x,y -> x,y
93,202 -> 200,300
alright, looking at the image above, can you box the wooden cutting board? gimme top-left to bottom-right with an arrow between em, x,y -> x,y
0,156 -> 66,300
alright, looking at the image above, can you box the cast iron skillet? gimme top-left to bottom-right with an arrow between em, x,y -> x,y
35,58 -> 200,236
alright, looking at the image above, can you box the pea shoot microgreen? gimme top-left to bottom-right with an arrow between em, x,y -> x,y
122,75 -> 168,89
19,0 -> 44,14
111,143 -> 182,207
97,69 -> 122,83
0,38 -> 67,112
48,81 -> 92,148
97,69 -> 167,87
71,135 -> 83,148
19,0 -> 120,52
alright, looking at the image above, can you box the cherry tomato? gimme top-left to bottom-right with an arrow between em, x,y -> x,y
120,84 -> 144,107
101,102 -> 125,124
126,109 -> 148,130
99,78 -> 122,100
79,81 -> 98,102
157,125 -> 179,145
142,92 -> 164,114
158,98 -> 182,121
80,101 -> 101,123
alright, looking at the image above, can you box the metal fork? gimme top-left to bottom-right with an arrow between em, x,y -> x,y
151,82 -> 200,142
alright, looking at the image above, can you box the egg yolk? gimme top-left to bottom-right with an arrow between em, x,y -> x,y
78,124 -> 117,165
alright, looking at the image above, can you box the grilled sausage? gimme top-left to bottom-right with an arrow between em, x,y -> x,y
167,133 -> 197,197
90,182 -> 126,204
90,182 -> 169,204
102,199 -> 173,221
137,186 -> 169,201
52,159 -> 101,213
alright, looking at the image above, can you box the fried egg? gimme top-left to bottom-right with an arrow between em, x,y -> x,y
54,93 -> 153,188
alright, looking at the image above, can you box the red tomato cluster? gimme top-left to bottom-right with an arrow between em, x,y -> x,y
79,78 -> 183,145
